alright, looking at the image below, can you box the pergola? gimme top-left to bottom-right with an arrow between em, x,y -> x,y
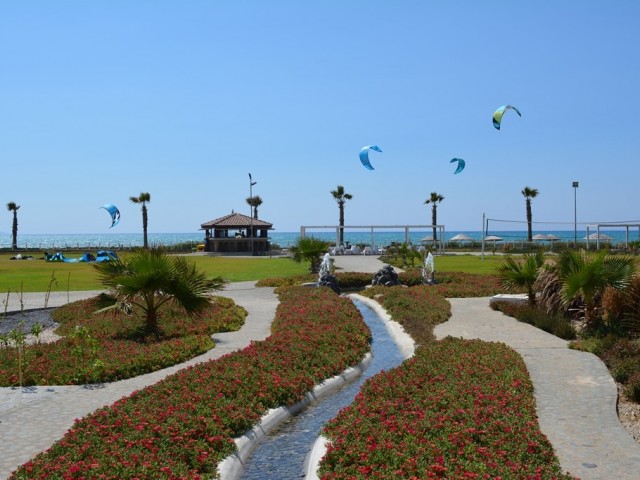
201,212 -> 273,255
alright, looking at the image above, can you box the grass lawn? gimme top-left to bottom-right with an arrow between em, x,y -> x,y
0,254 -> 310,292
0,252 -> 508,292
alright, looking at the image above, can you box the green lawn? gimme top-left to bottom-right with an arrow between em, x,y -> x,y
0,254 -> 310,292
0,252 -> 507,292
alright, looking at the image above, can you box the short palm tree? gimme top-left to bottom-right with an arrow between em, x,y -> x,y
94,249 -> 226,336
130,192 -> 151,248
556,249 -> 636,327
497,251 -> 546,306
290,237 -> 331,274
6,202 -> 20,250
424,192 -> 444,241
330,185 -> 352,246
521,187 -> 538,242
246,195 -> 263,219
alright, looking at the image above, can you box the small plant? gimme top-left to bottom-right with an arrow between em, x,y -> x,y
9,321 -> 27,387
44,271 -> 58,309
30,323 -> 44,345
68,325 -> 100,384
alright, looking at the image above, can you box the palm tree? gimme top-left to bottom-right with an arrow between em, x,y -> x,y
6,202 -> 20,250
521,187 -> 538,242
246,195 -> 263,219
556,249 -> 636,327
94,249 -> 226,336
130,192 -> 151,248
330,185 -> 352,246
497,251 -> 546,306
424,192 -> 444,241
290,237 -> 331,273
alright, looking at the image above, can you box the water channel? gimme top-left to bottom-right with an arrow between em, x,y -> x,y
238,297 -> 408,479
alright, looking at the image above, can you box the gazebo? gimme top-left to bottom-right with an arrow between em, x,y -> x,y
200,211 -> 273,255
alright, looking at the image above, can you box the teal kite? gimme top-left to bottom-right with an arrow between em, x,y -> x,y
450,158 -> 465,174
100,204 -> 120,228
492,105 -> 521,130
359,145 -> 382,170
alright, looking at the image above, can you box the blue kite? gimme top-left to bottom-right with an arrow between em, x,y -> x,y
450,158 -> 465,174
100,204 -> 120,228
359,145 -> 382,170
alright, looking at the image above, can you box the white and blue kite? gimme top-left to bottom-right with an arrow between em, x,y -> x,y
100,204 -> 120,228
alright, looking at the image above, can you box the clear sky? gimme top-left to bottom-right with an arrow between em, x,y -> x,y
1,1 -> 639,235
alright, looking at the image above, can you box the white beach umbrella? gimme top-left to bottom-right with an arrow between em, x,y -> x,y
450,233 -> 474,242
532,234 -> 550,241
584,233 -> 612,241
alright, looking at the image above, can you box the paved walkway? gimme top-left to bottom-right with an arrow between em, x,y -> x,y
435,298 -> 640,479
0,282 -> 278,479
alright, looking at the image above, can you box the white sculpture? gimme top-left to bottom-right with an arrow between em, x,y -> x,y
422,251 -> 436,284
318,253 -> 331,281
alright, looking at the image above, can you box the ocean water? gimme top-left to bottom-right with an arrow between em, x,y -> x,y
3,228 -> 639,250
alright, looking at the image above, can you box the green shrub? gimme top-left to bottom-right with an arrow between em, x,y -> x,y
625,371 -> 640,402
492,302 -> 576,340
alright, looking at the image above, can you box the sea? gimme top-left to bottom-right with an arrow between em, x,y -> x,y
3,228 -> 639,251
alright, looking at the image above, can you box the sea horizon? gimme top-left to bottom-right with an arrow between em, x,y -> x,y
3,227 -> 639,250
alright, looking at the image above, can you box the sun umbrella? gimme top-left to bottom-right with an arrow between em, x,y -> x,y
584,233 -> 612,241
532,234 -> 550,241
484,235 -> 503,242
450,234 -> 474,242
420,235 -> 435,242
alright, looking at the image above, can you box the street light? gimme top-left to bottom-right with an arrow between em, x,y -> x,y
249,173 -> 257,255
573,181 -> 579,246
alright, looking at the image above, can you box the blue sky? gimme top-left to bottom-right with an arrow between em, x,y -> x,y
1,1 -> 639,234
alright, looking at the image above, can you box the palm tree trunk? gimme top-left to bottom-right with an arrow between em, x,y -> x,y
338,203 -> 345,245
142,205 -> 149,249
526,200 -> 533,242
11,212 -> 18,250
431,206 -> 437,241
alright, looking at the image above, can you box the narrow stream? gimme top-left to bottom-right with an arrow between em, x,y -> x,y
238,298 -> 407,479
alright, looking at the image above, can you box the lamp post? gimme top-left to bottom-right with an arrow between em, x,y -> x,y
573,181 -> 579,246
249,173 -> 257,255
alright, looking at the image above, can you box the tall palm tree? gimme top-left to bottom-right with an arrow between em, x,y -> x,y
424,192 -> 445,241
330,185 -> 352,245
521,187 -> 538,242
556,249 -> 635,327
94,249 -> 226,336
6,202 -> 20,251
130,192 -> 151,248
246,195 -> 263,219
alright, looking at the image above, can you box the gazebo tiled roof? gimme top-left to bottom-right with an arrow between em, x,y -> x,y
200,212 -> 273,229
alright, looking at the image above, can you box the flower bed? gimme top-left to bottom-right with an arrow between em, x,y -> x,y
360,285 -> 451,346
320,337 -> 574,479
0,296 -> 246,386
12,287 -> 370,479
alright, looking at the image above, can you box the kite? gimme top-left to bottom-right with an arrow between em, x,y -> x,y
359,145 -> 382,170
450,158 -> 465,174
492,105 -> 521,130
100,204 -> 120,228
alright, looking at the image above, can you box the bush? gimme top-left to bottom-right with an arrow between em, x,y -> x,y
625,371 -> 640,403
491,302 -> 576,340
